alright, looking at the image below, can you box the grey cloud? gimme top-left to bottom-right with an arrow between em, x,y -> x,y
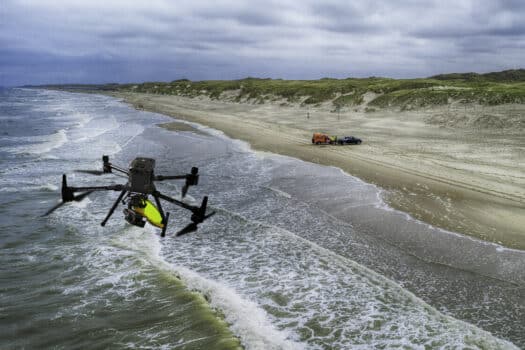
309,2 -> 380,33
198,8 -> 283,27
412,22 -> 525,39
1,0 -> 524,86
484,25 -> 525,37
497,0 -> 525,11
411,1 -> 525,39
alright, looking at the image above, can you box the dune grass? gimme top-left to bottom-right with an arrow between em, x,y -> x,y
42,69 -> 525,110
113,70 -> 525,109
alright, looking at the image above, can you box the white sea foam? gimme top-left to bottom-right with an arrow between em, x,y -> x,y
159,206 -> 518,349
118,231 -> 303,350
40,183 -> 59,191
71,197 -> 92,209
70,115 -> 118,142
266,186 -> 292,199
38,154 -> 60,160
173,266 -> 304,350
0,182 -> 59,193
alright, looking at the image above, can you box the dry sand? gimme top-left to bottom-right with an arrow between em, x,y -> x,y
117,92 -> 525,249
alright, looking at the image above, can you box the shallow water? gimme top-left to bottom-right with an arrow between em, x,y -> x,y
0,89 -> 523,349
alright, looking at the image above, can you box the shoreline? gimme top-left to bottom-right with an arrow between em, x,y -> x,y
115,92 -> 524,249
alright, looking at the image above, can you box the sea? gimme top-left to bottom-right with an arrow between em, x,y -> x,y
1,88 -> 524,349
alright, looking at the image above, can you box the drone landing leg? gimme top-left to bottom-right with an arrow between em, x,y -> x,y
101,189 -> 127,226
153,194 -> 169,238
161,212 -> 170,238
153,194 -> 165,218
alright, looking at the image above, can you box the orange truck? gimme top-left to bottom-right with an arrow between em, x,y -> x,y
312,133 -> 336,144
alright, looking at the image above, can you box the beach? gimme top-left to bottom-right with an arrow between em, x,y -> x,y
3,88 -> 524,348
116,92 -> 525,249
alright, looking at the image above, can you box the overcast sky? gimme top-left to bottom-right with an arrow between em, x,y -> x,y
1,0 -> 524,86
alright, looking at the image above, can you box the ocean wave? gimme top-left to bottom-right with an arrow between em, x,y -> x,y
5,129 -> 68,155
116,231 -> 303,350
160,208 -> 518,349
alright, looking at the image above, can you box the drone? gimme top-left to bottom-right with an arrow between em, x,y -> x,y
43,155 -> 215,237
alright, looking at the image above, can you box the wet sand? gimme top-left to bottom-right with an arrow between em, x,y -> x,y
115,92 -> 525,249
158,121 -> 205,134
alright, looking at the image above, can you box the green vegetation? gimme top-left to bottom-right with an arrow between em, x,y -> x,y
333,91 -> 365,107
431,69 -> 525,82
46,69 -> 525,110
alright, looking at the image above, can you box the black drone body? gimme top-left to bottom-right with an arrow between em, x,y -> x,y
43,155 -> 215,237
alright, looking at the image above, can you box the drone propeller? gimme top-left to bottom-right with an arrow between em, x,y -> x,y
42,174 -> 96,217
75,169 -> 127,179
176,196 -> 216,236
73,156 -> 127,177
75,169 -> 106,175
176,222 -> 198,236
42,190 -> 93,217
176,212 -> 216,236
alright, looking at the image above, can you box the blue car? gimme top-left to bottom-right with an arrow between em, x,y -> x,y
337,136 -> 362,145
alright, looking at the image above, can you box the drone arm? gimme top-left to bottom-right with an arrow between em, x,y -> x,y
100,189 -> 127,226
155,167 -> 199,198
154,175 -> 187,181
155,192 -> 195,211
155,167 -> 199,181
107,164 -> 129,176
43,177 -> 124,217
68,184 -> 125,192
156,192 -> 215,224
